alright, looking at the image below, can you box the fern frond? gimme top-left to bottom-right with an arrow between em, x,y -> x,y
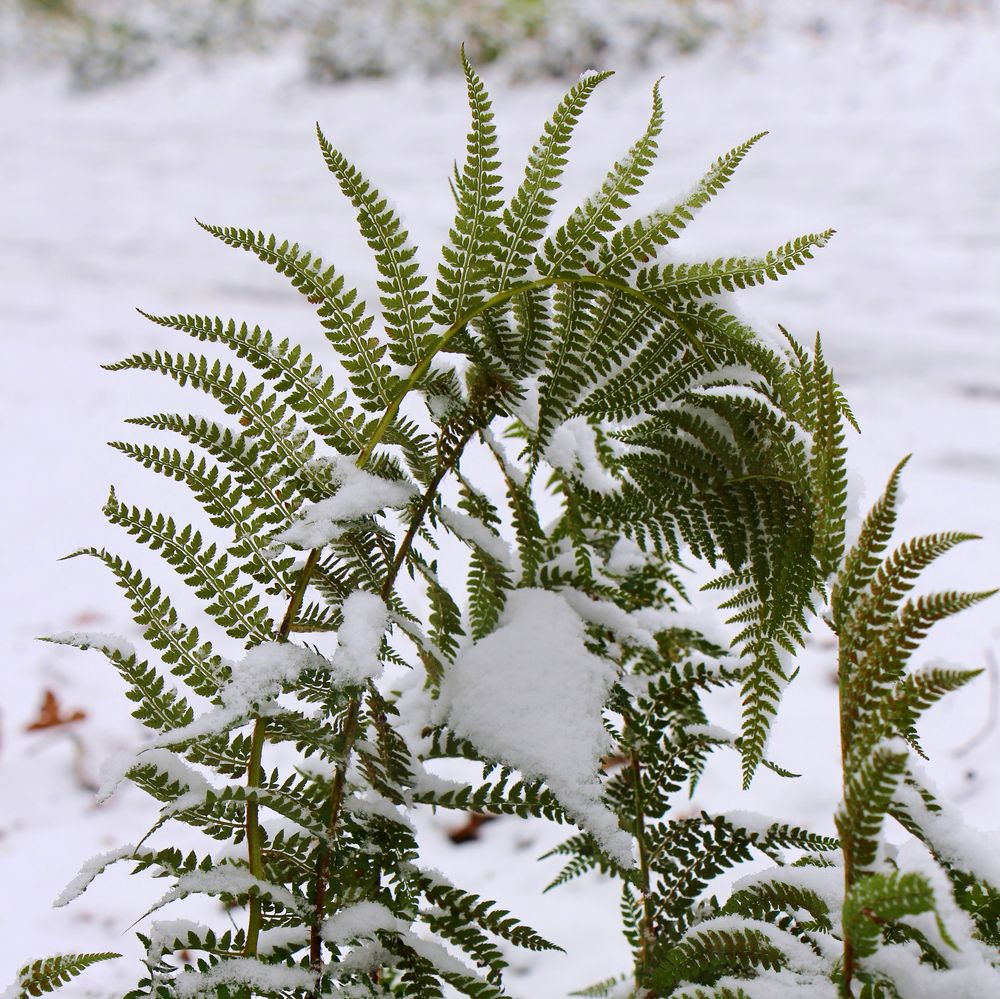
193,223 -> 397,409
433,50 -> 504,329
103,350 -> 324,494
635,230 -> 834,301
830,456 -> 909,628
65,548 -> 230,698
102,489 -> 273,643
136,311 -> 373,454
599,131 -> 768,278
125,412 -> 304,523
843,870 -> 937,959
498,69 -> 613,289
42,633 -> 195,733
649,923 -> 786,994
837,742 -> 909,874
806,334 -> 850,576
317,125 -> 435,366
9,953 -> 120,998
723,877 -> 833,932
539,80 -> 664,274
109,440 -> 296,596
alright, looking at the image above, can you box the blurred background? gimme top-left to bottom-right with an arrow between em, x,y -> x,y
1,1 -> 998,995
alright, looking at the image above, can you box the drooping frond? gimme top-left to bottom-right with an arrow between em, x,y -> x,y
135,311 -> 373,455
102,349 -> 326,495
102,489 -> 273,643
42,633 -> 195,733
65,548 -> 230,698
109,440 -> 296,596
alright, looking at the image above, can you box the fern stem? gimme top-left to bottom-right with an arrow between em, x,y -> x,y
309,409 -> 488,984
839,639 -> 857,998
357,273 -> 698,467
244,548 -> 322,958
309,696 -> 361,979
627,731 -> 656,984
243,717 -> 268,956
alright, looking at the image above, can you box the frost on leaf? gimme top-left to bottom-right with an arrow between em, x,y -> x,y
441,588 -> 633,866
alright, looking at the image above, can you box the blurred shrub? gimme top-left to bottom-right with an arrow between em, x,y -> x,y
3,0 -> 994,88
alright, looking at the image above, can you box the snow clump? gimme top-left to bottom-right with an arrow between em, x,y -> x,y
440,588 -> 633,866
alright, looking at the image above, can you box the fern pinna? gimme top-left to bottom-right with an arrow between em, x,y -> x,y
643,462 -> 1000,998
30,54 -> 861,998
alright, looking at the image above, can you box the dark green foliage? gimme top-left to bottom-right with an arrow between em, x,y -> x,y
656,465 -> 999,997
39,53 -> 998,999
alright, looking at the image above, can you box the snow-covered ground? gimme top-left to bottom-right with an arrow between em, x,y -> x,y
1,8 -> 999,996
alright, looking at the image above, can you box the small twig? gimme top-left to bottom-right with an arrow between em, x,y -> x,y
448,813 -> 497,844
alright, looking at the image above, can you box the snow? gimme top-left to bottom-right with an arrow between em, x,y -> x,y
158,866 -> 305,915
221,640 -> 328,712
172,958 -> 316,997
146,918 -> 214,965
332,591 -> 386,686
345,790 -> 416,831
3,7 -> 1000,995
322,901 -> 409,945
681,914 -> 830,977
95,640 -> 331,775
53,843 -> 138,908
277,456 -> 416,549
893,773 -> 1000,891
44,631 -> 137,660
558,586 -> 663,650
544,415 -> 619,494
440,588 -> 633,866
437,506 -> 513,568
96,746 -> 213,809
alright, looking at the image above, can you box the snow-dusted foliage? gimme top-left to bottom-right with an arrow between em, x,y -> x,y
640,463 -> 1000,998
16,48 -> 999,999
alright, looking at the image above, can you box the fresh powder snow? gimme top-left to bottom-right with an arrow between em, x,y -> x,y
440,588 -> 633,866
544,415 -> 619,495
277,455 -> 416,549
332,590 -> 387,686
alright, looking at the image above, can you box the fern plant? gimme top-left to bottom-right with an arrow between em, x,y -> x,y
15,52 -> 971,999
643,461 -> 1000,998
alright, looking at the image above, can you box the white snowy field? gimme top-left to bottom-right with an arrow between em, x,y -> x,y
1,8 -> 999,996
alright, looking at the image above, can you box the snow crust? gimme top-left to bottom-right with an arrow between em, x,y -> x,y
323,901 -> 409,945
440,588 -> 633,866
277,456 -> 416,549
221,640 -> 328,713
158,865 -> 305,914
45,630 -> 137,659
